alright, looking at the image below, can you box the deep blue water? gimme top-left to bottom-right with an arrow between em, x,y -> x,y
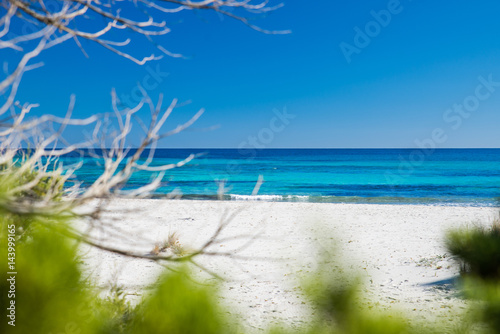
62,149 -> 500,206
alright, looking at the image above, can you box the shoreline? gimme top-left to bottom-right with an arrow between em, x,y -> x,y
148,194 -> 500,207
78,199 -> 499,331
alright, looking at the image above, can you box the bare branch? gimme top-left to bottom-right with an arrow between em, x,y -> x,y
0,0 -> 286,278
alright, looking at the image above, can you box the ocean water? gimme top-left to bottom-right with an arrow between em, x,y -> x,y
63,149 -> 500,206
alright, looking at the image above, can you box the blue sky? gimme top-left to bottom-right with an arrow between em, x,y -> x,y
7,0 -> 500,148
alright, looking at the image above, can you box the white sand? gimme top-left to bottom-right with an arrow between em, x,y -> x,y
78,199 -> 499,332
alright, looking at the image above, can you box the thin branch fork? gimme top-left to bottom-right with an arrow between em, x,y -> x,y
0,0 -> 287,278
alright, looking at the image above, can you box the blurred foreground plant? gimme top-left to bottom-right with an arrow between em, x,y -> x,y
445,218 -> 500,333
0,215 -> 234,334
460,278 -> 500,333
446,219 -> 500,279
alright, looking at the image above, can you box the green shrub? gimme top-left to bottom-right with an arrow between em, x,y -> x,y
0,155 -> 65,200
130,268 -> 232,334
0,216 -> 233,334
446,221 -> 500,279
0,158 -> 67,240
297,260 -> 440,334
461,278 -> 500,333
303,281 -> 413,334
0,220 -> 102,334
17,168 -> 64,201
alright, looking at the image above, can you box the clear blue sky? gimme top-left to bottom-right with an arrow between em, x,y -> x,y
8,0 -> 500,148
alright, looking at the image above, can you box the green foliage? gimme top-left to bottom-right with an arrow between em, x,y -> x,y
446,221 -> 500,279
94,285 -> 135,334
0,215 -> 232,334
446,220 -> 500,333
130,268 -> 232,334
461,278 -> 500,333
17,167 -> 64,201
0,220 -> 102,334
303,281 -> 413,334
0,157 -> 64,202
0,158 -> 68,241
0,165 -> 233,334
295,260 -> 438,334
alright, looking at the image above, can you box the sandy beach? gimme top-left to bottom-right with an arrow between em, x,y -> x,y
78,199 -> 499,332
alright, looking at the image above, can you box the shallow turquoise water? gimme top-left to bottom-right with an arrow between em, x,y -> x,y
62,149 -> 500,206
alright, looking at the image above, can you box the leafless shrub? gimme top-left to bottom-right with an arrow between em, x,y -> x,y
149,232 -> 182,255
162,232 -> 181,251
1,0 -> 281,277
150,243 -> 162,256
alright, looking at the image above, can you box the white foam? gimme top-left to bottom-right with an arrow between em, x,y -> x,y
229,194 -> 310,202
229,194 -> 284,201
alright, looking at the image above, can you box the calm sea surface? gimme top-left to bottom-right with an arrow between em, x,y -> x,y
63,149 -> 500,206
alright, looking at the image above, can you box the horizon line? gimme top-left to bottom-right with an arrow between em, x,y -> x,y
30,147 -> 500,150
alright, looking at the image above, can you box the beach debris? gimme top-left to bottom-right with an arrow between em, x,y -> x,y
149,232 -> 186,256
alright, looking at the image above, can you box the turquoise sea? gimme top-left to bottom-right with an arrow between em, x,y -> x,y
64,149 -> 500,206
